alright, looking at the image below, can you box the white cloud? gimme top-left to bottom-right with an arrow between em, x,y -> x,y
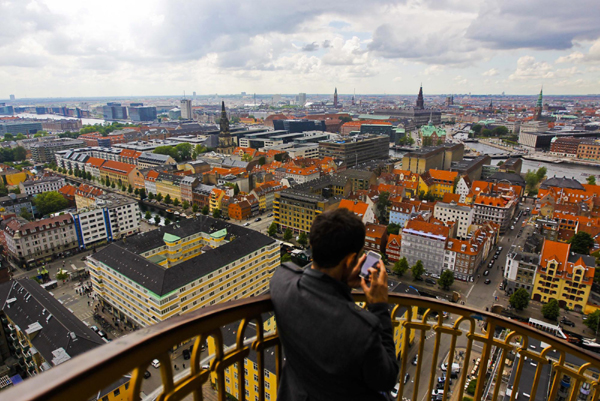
424,65 -> 444,75
482,68 -> 499,76
508,56 -> 554,81
556,52 -> 585,64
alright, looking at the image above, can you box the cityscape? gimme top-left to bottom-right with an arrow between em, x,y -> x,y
1,1 -> 600,401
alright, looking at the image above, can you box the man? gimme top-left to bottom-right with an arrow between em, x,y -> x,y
270,208 -> 398,400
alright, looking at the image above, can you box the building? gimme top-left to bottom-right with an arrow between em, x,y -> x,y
373,86 -> 441,127
418,169 -> 458,198
433,201 -> 473,239
503,225 -> 542,296
531,239 -> 595,312
318,135 -> 389,168
3,214 -> 78,269
401,143 -> 464,174
0,104 -> 14,116
154,172 -> 184,202
85,216 -> 280,328
30,139 -> 85,163
550,137 -> 583,156
128,106 -> 157,122
0,279 -> 105,379
274,175 -> 350,234
296,93 -> 306,106
339,199 -> 375,224
386,233 -> 402,263
272,120 -> 326,133
472,192 -> 518,234
443,222 -> 498,282
102,103 -> 127,120
217,102 -> 236,155
0,121 -> 43,135
450,155 -> 491,182
19,177 -> 65,196
72,194 -> 140,249
136,152 -> 176,168
577,140 -> 600,161
364,223 -> 388,254
180,99 -> 192,120
400,217 -> 450,276
99,161 -> 145,190
0,194 -> 34,216
337,169 -> 377,192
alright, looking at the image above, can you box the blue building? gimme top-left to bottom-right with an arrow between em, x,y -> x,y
129,106 -> 157,122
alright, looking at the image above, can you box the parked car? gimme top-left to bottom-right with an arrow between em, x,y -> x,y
255,217 -> 262,222
182,349 -> 191,360
483,270 -> 489,276
144,371 -> 151,379
412,354 -> 418,365
267,213 -> 273,217
561,318 -> 575,327
484,279 -> 491,285
152,359 -> 160,368
243,222 -> 250,226
97,330 -> 107,339
404,373 -> 410,384
425,278 -> 437,285
390,383 -> 400,398
498,246 -> 503,251
90,325 -> 99,333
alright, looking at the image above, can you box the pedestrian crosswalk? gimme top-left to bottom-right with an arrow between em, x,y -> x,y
77,311 -> 94,321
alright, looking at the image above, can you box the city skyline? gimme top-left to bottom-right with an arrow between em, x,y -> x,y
1,0 -> 600,97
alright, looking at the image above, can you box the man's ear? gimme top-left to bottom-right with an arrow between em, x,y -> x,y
345,252 -> 358,270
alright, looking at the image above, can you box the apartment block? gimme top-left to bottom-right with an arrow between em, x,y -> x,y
472,193 -> 518,234
443,222 -> 498,282
318,135 -> 389,168
0,193 -> 34,216
20,177 -> 65,196
30,139 -> 85,163
504,225 -> 542,296
400,217 -> 449,276
434,201 -> 473,239
86,216 -> 280,328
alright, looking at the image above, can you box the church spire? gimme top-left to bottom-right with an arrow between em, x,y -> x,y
416,85 -> 424,109
536,87 -> 543,108
219,101 -> 229,135
534,87 -> 543,121
334,87 -> 338,108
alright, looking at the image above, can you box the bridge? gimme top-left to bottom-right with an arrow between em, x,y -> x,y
464,151 -> 526,159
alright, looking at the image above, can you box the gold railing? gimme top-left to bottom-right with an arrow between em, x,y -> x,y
4,293 -> 600,401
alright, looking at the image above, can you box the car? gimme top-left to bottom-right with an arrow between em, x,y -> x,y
483,270 -> 489,276
488,262 -> 494,268
243,222 -> 250,226
152,359 -> 160,368
561,318 -> 575,327
425,278 -> 437,285
415,276 -> 423,281
498,246 -> 503,251
484,279 -> 491,285
182,349 -> 191,360
430,273 -> 440,279
90,325 -> 99,333
511,225 -> 515,230
144,370 -> 151,379
267,213 -> 273,217
201,364 -> 211,370
255,217 -> 262,222
404,373 -> 410,384
97,330 -> 107,339
390,383 -> 400,398
493,254 -> 498,259
412,354 -> 418,365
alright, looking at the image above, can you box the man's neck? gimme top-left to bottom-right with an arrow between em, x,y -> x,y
312,263 -> 343,281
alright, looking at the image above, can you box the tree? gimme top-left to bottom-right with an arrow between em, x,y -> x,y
268,222 -> 277,237
212,208 -> 222,219
525,170 -> 539,192
192,144 -> 207,158
481,128 -> 492,137
492,126 -> 509,136
34,191 -> 69,216
201,205 -> 209,215
111,182 -> 115,189
16,133 -> 26,140
587,175 -> 597,185
148,192 -> 155,200
182,200 -> 189,210
153,146 -> 180,162
283,228 -> 293,241
568,232 -> 594,255
241,153 -> 253,162
154,215 -> 161,225
175,143 -> 192,160
128,185 -> 133,193
412,260 -> 425,281
164,194 -> 172,204
173,198 -> 180,207
584,310 -> 600,333
86,171 -> 92,181
542,299 -> 560,321
281,253 -> 292,263
387,223 -> 401,235
13,146 -> 27,161
258,156 -> 266,166
376,191 -> 391,224
68,169 -> 73,176
3,133 -> 13,141
536,167 -> 547,181
466,379 -> 477,396
339,116 -> 352,123
509,288 -> 530,311
56,270 -> 69,281
298,232 -> 308,247
155,193 -> 163,202
144,211 -> 152,220
438,270 -> 455,290
471,124 -> 482,136
20,207 -> 33,221
393,257 -> 409,277
165,218 -> 171,225
192,204 -> 199,213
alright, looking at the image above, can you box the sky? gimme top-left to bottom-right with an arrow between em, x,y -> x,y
2,0 -> 600,98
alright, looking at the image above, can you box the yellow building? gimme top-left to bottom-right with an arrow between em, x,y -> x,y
92,376 -> 132,401
154,172 -> 183,203
210,187 -> 227,213
532,239 -> 595,312
418,169 -> 458,198
1,168 -> 33,186
86,216 -> 280,328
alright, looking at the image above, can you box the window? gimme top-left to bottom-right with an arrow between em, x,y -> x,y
113,389 -> 120,396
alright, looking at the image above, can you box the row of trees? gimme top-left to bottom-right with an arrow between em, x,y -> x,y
0,146 -> 27,162
392,257 -> 455,289
524,167 -> 547,194
471,124 -> 509,137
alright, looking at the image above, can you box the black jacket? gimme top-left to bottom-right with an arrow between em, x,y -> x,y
270,263 -> 398,401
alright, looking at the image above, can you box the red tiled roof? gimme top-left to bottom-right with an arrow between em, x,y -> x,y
99,160 -> 136,175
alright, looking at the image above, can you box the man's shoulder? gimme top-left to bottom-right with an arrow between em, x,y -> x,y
270,262 -> 303,289
346,302 -> 382,330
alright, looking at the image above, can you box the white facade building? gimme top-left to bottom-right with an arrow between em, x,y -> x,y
20,177 -> 65,195
434,201 -> 473,239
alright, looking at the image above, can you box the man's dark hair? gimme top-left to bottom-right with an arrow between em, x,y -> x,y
309,208 -> 366,269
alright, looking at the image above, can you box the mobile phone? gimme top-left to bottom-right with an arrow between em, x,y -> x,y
360,251 -> 382,279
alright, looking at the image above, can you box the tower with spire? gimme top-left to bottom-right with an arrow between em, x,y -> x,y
416,85 -> 424,109
534,88 -> 543,121
488,100 -> 493,114
217,101 -> 235,154
333,87 -> 338,108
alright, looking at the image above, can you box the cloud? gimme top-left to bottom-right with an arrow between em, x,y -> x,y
508,56 -> 554,81
302,42 -> 319,52
482,68 -> 499,76
321,37 -> 368,66
424,65 -> 444,75
556,52 -> 585,64
321,40 -> 331,48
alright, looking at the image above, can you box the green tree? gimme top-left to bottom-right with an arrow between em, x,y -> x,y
56,270 -> 69,281
201,205 -> 209,215
175,143 -> 192,160
153,146 -> 180,162
16,133 -> 26,140
283,228 -> 293,241
412,260 -> 425,281
165,218 -> 171,225
568,232 -> 595,255
3,133 -> 14,141
13,146 -> 27,161
509,288 -> 530,311
128,185 -> 133,193
212,208 -> 222,219
33,191 -> 69,216
241,153 -> 253,162
154,215 -> 161,225
387,223 -> 401,235
393,257 -> 409,277
481,128 -> 492,137
111,182 -> 115,189
525,170 -> 539,193
20,207 -> 33,221
164,194 -> 172,204
466,379 -> 477,396
192,204 -> 199,213
233,184 -> 240,195
492,126 -> 509,136
144,211 -> 152,220
376,192 -> 391,224
155,193 -> 163,202
192,144 -> 207,158
339,116 -> 352,123
438,270 -> 455,290
584,310 -> 600,333
281,253 -> 292,263
86,171 -> 92,181
542,299 -> 560,321
258,156 -> 266,166
587,175 -> 597,185
173,198 -> 180,207
68,169 -> 73,176
536,167 -> 547,181
182,200 -> 189,209
471,124 -> 482,136
298,232 -> 308,247
268,222 -> 277,237
148,192 -> 155,200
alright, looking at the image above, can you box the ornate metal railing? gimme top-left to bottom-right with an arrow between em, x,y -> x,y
5,293 -> 600,401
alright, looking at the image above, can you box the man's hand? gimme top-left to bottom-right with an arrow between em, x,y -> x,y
360,260 -> 388,305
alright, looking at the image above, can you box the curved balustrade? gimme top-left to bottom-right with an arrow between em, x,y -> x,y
4,293 -> 600,401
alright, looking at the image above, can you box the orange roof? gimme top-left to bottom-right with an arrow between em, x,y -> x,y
58,184 -> 76,197
339,199 -> 370,218
119,149 -> 142,159
386,233 -> 402,248
428,169 -> 458,183
404,218 -> 449,238
86,157 -> 105,168
99,160 -> 136,175
442,193 -> 461,203
474,194 -> 508,208
365,223 -> 387,238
